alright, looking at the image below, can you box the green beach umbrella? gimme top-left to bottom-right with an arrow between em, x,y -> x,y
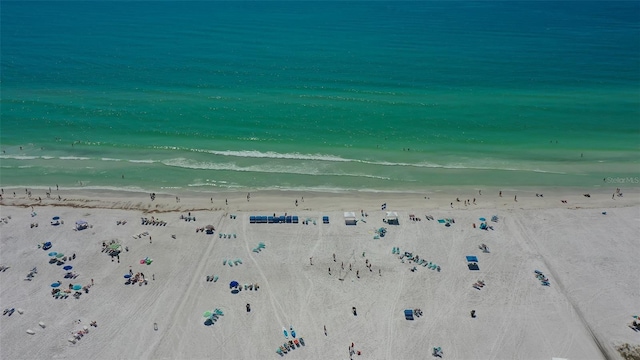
56,253 -> 65,258
203,311 -> 212,318
109,244 -> 120,250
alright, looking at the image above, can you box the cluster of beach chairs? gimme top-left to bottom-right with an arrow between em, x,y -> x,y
0,216 -> 11,224
252,242 -> 266,253
64,271 -> 79,279
131,231 -> 149,239
472,280 -> 486,290
534,270 -> 550,286
68,323 -> 96,344
205,275 -> 219,282
478,244 -> 490,253
276,338 -> 305,356
219,233 -> 236,238
30,222 -> 39,228
116,220 -> 127,225
24,267 -> 38,281
223,258 -> 243,267
408,214 -> 422,221
140,217 -> 166,226
0,265 -> 10,272
629,317 -> 640,332
2,308 -> 16,316
125,273 -> 148,286
393,248 -> 441,272
203,308 -> 224,326
179,215 -> 196,222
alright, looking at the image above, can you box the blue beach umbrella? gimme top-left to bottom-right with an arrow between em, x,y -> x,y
229,280 -> 239,288
51,282 -> 61,288
72,284 -> 82,291
63,265 -> 73,271
48,252 -> 57,257
479,217 -> 486,221
124,274 -> 131,279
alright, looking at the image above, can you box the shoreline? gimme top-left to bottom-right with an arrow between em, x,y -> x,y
1,185 -> 638,213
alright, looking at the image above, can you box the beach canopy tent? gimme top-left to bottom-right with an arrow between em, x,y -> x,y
466,256 -> 478,263
323,216 -> 329,224
386,212 -> 399,225
344,212 -> 357,225
75,220 -> 88,230
404,309 -> 414,320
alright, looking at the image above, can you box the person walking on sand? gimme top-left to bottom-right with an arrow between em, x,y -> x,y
333,253 -> 336,262
324,325 -> 327,335
328,267 -> 331,275
310,257 -> 313,265
499,191 -> 502,197
514,195 -> 517,202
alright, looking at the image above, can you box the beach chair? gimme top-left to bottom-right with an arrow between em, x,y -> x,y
213,275 -> 219,282
299,337 -> 305,346
253,248 -> 260,253
223,259 -> 227,265
236,258 -> 242,264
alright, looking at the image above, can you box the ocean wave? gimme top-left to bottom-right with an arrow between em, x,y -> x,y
161,158 -> 392,180
0,155 -> 39,160
154,147 -> 567,175
128,159 -> 156,164
58,156 -> 91,160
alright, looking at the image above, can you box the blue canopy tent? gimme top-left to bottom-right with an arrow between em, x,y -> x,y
404,309 -> 414,320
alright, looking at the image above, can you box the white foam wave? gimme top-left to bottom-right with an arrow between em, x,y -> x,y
58,156 -> 91,160
0,155 -> 39,160
161,158 -> 392,180
128,159 -> 156,164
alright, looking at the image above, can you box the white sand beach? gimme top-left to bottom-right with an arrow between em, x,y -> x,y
0,187 -> 639,360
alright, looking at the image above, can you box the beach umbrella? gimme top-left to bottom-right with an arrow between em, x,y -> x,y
205,225 -> 214,230
63,265 -> 73,271
72,284 -> 82,291
56,253 -> 65,258
75,220 -> 87,225
48,252 -> 57,257
51,282 -> 61,288
109,244 -> 120,250
479,217 -> 486,221
229,280 -> 239,288
124,274 -> 131,279
203,311 -> 212,318
52,216 -> 60,220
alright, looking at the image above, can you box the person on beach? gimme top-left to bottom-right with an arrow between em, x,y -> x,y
499,191 -> 502,197
328,267 -> 331,275
514,195 -> 517,202
310,257 -> 313,265
324,325 -> 327,335
333,253 -> 336,262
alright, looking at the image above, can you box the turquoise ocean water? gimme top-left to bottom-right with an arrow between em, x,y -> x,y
1,1 -> 639,193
